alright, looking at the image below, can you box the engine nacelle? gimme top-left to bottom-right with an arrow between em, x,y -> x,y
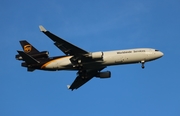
89,52 -> 103,59
96,71 -> 111,78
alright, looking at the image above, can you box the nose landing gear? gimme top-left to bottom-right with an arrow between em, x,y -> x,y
141,61 -> 145,69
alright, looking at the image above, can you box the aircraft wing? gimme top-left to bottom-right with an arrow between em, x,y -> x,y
68,68 -> 105,90
39,25 -> 89,56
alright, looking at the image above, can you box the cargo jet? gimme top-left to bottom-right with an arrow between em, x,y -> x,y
16,25 -> 164,90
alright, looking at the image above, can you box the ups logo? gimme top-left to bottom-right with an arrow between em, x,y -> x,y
24,45 -> 32,53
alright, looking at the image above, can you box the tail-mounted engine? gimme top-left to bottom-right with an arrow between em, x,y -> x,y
96,71 -> 111,78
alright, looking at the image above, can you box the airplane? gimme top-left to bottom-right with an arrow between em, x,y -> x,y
16,25 -> 164,90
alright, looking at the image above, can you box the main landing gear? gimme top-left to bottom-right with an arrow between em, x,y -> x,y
77,67 -> 87,79
71,58 -> 87,79
141,61 -> 145,69
76,61 -> 87,79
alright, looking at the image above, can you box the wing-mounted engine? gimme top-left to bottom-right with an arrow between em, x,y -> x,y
88,52 -> 103,59
96,71 -> 111,78
16,51 -> 49,60
69,52 -> 104,68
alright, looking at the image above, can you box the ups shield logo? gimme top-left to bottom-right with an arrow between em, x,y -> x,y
24,45 -> 32,53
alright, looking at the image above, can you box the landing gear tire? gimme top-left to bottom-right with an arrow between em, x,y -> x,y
141,61 -> 145,69
142,65 -> 145,69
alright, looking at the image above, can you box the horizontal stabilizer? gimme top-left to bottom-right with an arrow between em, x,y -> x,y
27,68 -> 35,72
17,51 -> 40,64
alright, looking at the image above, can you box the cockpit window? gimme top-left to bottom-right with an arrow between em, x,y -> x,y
155,50 -> 159,51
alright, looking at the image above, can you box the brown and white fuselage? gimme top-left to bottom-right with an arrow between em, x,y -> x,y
40,48 -> 163,71
16,25 -> 164,90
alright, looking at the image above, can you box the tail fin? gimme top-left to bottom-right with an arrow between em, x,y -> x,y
17,51 -> 40,64
16,40 -> 49,61
20,40 -> 39,54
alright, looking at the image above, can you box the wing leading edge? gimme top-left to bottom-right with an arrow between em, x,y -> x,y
39,25 -> 89,56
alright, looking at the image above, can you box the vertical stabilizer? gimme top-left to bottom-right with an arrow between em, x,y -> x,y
20,40 -> 39,54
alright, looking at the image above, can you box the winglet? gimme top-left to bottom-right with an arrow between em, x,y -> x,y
67,85 -> 70,89
67,85 -> 74,91
39,25 -> 47,32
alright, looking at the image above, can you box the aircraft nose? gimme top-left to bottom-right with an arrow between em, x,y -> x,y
158,51 -> 164,58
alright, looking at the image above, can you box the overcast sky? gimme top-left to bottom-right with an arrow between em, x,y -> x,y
1,0 -> 180,116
